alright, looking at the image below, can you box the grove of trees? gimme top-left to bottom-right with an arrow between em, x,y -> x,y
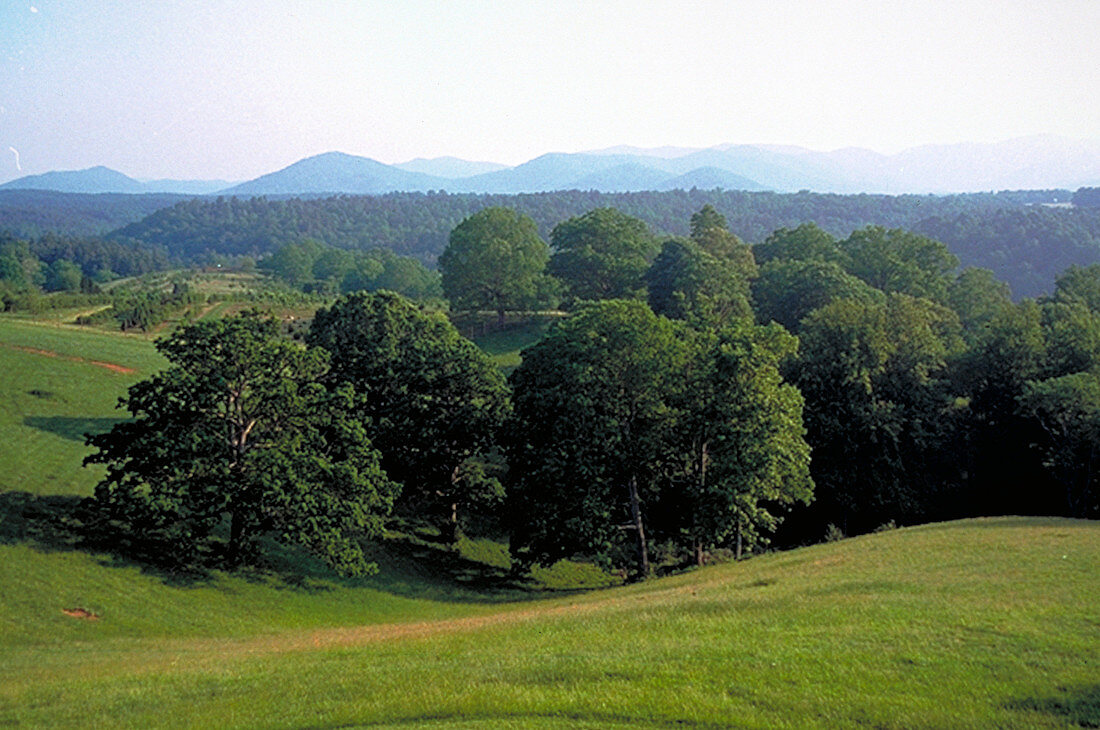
79,201 -> 1100,580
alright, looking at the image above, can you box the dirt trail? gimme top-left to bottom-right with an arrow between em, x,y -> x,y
168,579 -> 716,665
4,343 -> 137,374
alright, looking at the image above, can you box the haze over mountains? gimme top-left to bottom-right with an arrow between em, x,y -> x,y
3,136 -> 1098,197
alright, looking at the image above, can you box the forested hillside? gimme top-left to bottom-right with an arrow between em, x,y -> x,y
0,190 -> 191,237
104,189 -> 1091,295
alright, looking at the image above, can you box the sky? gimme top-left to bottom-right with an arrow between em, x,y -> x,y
1,0 -> 1098,183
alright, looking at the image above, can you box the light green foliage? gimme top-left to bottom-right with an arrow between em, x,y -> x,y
947,267 -> 1012,341
1040,300 -> 1100,376
752,222 -> 844,265
307,291 -> 510,541
43,259 -> 83,292
440,207 -> 553,323
840,225 -> 958,301
262,239 -> 441,300
548,208 -> 658,303
86,312 -> 397,575
1050,263 -> 1100,311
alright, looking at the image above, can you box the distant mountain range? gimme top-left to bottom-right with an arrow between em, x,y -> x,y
0,166 -> 235,195
3,136 -> 1099,197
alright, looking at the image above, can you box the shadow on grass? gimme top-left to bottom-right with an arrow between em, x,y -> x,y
0,491 -> 579,602
1008,684 -> 1100,728
23,415 -> 128,442
0,490 -> 213,587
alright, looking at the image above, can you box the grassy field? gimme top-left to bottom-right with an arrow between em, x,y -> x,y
0,318 -> 164,496
1,313 -> 1098,729
1,518 -> 1097,728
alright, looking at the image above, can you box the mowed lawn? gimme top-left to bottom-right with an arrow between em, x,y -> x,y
0,315 -> 1098,728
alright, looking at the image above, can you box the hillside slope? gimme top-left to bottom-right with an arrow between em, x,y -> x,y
0,316 -> 1096,729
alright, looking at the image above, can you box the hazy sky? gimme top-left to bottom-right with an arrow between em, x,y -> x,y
2,0 -> 1098,183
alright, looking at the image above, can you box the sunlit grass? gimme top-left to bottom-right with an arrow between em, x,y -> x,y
0,518 -> 1096,728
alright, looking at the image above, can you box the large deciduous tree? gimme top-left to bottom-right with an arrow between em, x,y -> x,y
85,312 -> 397,575
667,323 -> 813,564
548,208 -> 658,304
645,237 -> 753,328
440,207 -> 552,326
307,291 -> 510,542
791,294 -> 964,534
506,300 -> 688,577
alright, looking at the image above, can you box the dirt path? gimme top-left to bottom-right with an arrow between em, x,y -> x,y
4,343 -> 137,375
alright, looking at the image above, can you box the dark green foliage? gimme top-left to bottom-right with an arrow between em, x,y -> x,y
507,300 -> 689,575
645,237 -> 753,327
1019,373 -> 1100,517
85,312 -> 397,575
790,294 -> 964,533
752,259 -> 884,332
914,207 -> 1100,298
665,322 -> 813,560
1072,187 -> 1100,207
548,208 -> 659,303
307,292 -> 509,541
440,207 -> 553,322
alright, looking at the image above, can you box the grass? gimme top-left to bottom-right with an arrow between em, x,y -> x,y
0,318 -> 164,496
467,316 -> 558,372
1,312 -> 1098,728
1,518 -> 1097,728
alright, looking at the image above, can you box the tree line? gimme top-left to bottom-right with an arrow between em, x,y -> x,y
82,204 -> 1100,580
103,188 -> 1100,297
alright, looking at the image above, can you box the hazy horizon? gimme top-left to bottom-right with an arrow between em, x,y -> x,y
3,0 -> 1099,184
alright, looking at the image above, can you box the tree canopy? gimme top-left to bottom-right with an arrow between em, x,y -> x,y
85,312 -> 397,574
307,291 -> 510,541
440,207 -> 552,324
548,208 -> 658,303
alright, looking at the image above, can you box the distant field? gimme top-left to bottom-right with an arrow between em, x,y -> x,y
0,318 -> 163,496
1,313 -> 1097,729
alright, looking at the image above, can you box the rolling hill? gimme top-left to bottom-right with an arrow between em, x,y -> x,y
0,314 -> 1097,728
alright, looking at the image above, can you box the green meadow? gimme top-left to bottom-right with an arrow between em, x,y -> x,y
1,315 -> 1097,729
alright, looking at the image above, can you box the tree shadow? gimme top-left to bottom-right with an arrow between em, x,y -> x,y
1007,684 -> 1100,728
23,415 -> 128,442
0,490 -> 213,587
1,491 -> 594,601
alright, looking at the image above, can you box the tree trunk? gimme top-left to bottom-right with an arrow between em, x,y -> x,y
497,308 -> 506,330
627,474 -> 649,578
696,440 -> 709,567
441,465 -> 461,546
735,518 -> 743,561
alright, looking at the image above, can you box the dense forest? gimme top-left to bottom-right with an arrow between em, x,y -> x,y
5,187 -> 1100,298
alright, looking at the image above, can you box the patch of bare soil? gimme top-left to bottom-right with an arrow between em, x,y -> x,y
6,343 -> 137,374
62,608 -> 100,620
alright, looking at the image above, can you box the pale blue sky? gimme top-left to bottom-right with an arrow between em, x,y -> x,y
2,0 -> 1098,183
